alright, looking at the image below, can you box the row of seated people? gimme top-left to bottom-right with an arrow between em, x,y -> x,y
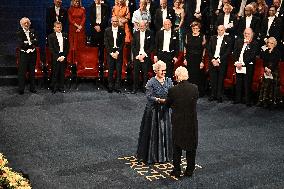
17,16 -> 284,109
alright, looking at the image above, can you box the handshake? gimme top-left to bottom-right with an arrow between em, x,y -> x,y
156,97 -> 166,103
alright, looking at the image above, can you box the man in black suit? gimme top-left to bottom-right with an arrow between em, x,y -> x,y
154,19 -> 179,78
233,27 -> 258,106
154,0 -> 176,31
260,5 -> 283,44
46,0 -> 67,36
208,25 -> 231,102
90,0 -> 109,80
131,21 -> 153,94
163,66 -> 199,178
236,4 -> 260,39
104,16 -> 125,93
235,0 -> 255,17
17,17 -> 38,95
48,21 -> 69,93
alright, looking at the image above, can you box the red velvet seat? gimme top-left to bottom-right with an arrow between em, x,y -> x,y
224,54 -> 235,89
76,47 -> 99,78
279,62 -> 284,96
252,57 -> 264,92
16,47 -> 43,78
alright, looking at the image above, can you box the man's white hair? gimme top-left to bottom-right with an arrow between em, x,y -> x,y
20,17 -> 31,28
175,66 -> 189,81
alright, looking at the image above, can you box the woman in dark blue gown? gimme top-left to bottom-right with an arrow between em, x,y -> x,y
137,61 -> 173,164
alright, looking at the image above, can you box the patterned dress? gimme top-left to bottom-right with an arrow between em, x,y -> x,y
137,77 -> 173,164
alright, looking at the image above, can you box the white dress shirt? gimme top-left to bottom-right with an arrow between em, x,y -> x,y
245,15 -> 252,28
162,30 -> 171,52
56,32 -> 64,53
96,4 -> 102,24
55,6 -> 60,21
217,0 -> 223,10
22,28 -> 35,53
238,42 -> 248,64
213,35 -> 224,62
162,9 -> 167,24
195,0 -> 201,13
224,14 -> 230,28
112,26 -> 118,48
267,16 -> 275,36
139,31 -> 147,56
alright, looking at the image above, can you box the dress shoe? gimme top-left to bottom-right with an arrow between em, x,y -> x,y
107,89 -> 113,93
114,89 -> 121,93
18,90 -> 24,95
30,89 -> 37,93
217,97 -> 223,103
183,170 -> 194,177
58,89 -> 66,93
131,90 -> 137,94
170,170 -> 181,178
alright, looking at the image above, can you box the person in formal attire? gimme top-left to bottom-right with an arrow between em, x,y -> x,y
154,0 -> 176,31
233,27 -> 258,106
215,3 -> 237,38
257,37 -> 281,108
132,0 -> 151,32
136,60 -> 173,164
48,21 -> 69,93
184,21 -> 206,96
260,5 -> 283,45
131,21 -> 153,94
104,16 -> 125,93
273,0 -> 284,18
68,0 -> 86,63
46,0 -> 68,37
173,0 -> 185,51
90,0 -> 109,81
236,4 -> 260,39
256,0 -> 268,21
16,17 -> 38,95
112,0 -> 132,44
164,66 -> 199,178
146,0 -> 159,33
208,25 -> 232,102
154,19 -> 179,79
235,0 -> 256,18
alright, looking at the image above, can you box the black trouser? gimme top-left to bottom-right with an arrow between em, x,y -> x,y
133,57 -> 150,91
18,51 -> 36,92
92,30 -> 105,79
157,51 -> 174,79
235,65 -> 254,103
107,52 -> 122,90
172,144 -> 196,173
209,63 -> 227,99
51,59 -> 66,90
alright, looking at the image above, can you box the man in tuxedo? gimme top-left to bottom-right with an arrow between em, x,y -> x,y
46,0 -> 67,36
235,0 -> 255,17
273,0 -> 284,18
233,27 -> 258,106
260,5 -> 283,44
154,19 -> 179,79
164,66 -> 199,178
131,21 -> 153,94
48,21 -> 69,93
236,4 -> 260,39
104,16 -> 125,93
90,0 -> 109,81
154,0 -> 176,31
17,17 -> 38,95
208,25 -> 232,102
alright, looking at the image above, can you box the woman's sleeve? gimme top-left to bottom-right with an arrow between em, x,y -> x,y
68,8 -> 75,25
80,7 -> 86,27
145,79 -> 157,103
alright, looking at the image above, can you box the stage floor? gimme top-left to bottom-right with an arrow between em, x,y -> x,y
0,85 -> 283,189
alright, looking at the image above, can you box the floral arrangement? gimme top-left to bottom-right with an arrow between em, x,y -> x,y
0,153 -> 31,189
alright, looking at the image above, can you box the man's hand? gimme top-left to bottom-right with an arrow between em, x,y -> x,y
57,56 -> 65,62
173,57 -> 178,64
200,62 -> 204,69
183,59 -> 187,66
236,63 -> 243,70
94,25 -> 101,32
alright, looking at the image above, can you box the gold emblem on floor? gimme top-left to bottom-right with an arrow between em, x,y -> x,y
118,156 -> 202,181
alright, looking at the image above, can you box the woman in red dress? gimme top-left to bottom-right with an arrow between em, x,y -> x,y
68,0 -> 86,63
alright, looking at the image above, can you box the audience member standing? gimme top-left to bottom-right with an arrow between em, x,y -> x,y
104,16 -> 125,93
46,0 -> 67,37
154,0 -> 176,31
208,25 -> 231,102
48,21 -> 69,94
68,0 -> 86,63
17,17 -> 38,95
132,0 -> 151,32
173,0 -> 185,51
233,28 -> 258,106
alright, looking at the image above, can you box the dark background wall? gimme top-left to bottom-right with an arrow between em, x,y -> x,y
0,0 -> 272,64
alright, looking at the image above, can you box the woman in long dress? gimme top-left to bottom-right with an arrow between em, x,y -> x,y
173,0 -> 185,51
184,21 -> 206,96
68,0 -> 86,63
137,61 -> 173,164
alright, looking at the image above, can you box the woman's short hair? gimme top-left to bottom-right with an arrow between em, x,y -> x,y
153,60 -> 166,72
20,17 -> 31,27
71,0 -> 82,6
175,66 -> 188,81
266,37 -> 277,47
190,21 -> 201,29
